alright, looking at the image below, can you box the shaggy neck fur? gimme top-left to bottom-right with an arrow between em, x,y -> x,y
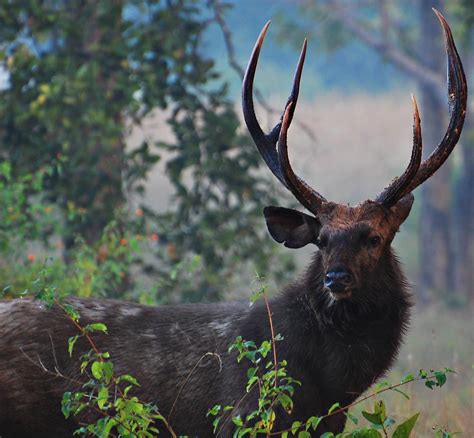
300,248 -> 412,329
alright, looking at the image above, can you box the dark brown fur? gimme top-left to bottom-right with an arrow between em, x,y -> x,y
0,201 -> 413,437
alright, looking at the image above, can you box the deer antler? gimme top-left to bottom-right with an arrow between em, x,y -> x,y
376,9 -> 467,207
375,95 -> 423,207
242,22 -> 327,214
245,11 -> 466,212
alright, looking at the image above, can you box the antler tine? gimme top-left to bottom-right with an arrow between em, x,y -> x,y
375,95 -> 422,207
243,23 -> 327,213
269,38 -> 308,144
404,9 -> 467,194
242,21 -> 287,187
278,102 -> 327,212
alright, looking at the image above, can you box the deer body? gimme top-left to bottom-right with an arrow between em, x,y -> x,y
0,246 -> 410,437
0,10 -> 466,438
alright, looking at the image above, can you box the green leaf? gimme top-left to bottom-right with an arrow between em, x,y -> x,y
61,392 -> 72,418
279,393 -> 293,411
102,362 -> 114,383
328,402 -> 340,414
291,421 -> 302,433
212,417 -> 221,433
434,371 -> 447,387
102,418 -> 117,437
374,380 -> 389,393
247,367 -> 257,380
306,416 -> 322,430
97,386 -> 108,409
346,429 -> 382,438
375,400 -> 386,420
345,411 -> 359,425
117,374 -> 139,386
207,404 -> 221,416
425,380 -> 436,390
91,361 -> 103,380
297,432 -> 311,438
362,410 -> 383,425
401,373 -> 414,383
418,369 -> 428,379
392,413 -> 420,438
68,335 -> 79,357
85,322 -> 108,333
392,387 -> 410,399
232,415 -> 243,427
62,304 -> 80,322
362,400 -> 386,425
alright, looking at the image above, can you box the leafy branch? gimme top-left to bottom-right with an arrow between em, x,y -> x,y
57,299 -> 178,438
208,0 -> 317,143
209,277 -> 456,438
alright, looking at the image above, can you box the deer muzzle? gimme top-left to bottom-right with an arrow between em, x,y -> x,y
324,269 -> 353,299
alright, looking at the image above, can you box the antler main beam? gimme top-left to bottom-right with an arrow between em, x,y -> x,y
242,22 -> 327,214
376,9 -> 467,207
244,10 -> 466,213
375,96 -> 423,207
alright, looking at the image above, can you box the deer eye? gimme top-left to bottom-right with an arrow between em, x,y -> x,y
317,236 -> 328,249
368,235 -> 381,248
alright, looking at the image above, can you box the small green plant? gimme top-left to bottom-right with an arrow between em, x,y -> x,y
207,278 -> 456,438
58,299 -> 177,438
0,160 -> 60,255
433,426 -> 460,438
208,334 -> 302,435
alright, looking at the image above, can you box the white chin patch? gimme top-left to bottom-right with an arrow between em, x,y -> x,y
330,290 -> 352,300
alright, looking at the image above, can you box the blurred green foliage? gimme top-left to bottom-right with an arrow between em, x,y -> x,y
0,0 -> 294,302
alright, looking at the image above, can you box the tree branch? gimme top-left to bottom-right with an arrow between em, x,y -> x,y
326,0 -> 445,90
209,0 -> 317,143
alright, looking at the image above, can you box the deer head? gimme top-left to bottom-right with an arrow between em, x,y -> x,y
243,10 -> 467,301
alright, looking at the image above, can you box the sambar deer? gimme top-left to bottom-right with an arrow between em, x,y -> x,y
0,10 -> 467,438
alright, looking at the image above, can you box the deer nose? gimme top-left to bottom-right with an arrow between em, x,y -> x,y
324,270 -> 352,293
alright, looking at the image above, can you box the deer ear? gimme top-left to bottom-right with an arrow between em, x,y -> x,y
389,194 -> 415,227
263,206 -> 321,248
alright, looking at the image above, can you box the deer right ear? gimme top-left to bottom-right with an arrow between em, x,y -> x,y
263,206 -> 321,248
389,193 -> 415,228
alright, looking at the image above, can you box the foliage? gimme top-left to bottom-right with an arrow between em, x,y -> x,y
0,0 -> 290,302
209,334 -> 302,435
0,160 -> 60,255
0,160 -> 200,303
58,303 -> 176,438
152,92 -> 290,301
208,331 -> 454,438
205,282 -> 456,437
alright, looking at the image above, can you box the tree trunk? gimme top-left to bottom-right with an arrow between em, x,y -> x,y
416,0 -> 453,303
453,34 -> 473,307
453,132 -> 474,307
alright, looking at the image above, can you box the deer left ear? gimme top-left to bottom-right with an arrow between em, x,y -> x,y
389,194 -> 415,227
263,206 -> 321,248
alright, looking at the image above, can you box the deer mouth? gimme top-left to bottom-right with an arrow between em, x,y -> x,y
323,270 -> 353,300
322,283 -> 353,301
330,289 -> 353,300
